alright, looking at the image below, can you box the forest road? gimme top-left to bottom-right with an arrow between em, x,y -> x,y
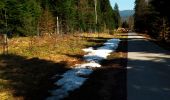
127,33 -> 170,100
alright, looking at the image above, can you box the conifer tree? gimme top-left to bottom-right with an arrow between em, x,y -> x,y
0,0 -> 118,35
113,3 -> 121,28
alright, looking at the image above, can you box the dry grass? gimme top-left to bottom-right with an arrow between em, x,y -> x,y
0,33 -> 125,100
7,34 -> 86,64
80,32 -> 126,38
2,32 -> 125,64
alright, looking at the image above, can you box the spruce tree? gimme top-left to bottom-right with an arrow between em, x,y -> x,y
113,3 -> 121,29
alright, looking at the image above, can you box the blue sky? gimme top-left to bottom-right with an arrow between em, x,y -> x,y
109,0 -> 135,11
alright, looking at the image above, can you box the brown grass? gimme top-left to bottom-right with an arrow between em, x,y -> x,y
7,34 -> 85,64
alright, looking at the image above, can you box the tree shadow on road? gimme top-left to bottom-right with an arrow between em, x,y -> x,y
127,33 -> 170,99
128,38 -> 170,54
127,58 -> 170,100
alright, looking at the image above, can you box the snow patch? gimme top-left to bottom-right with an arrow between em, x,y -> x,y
83,39 -> 120,63
47,68 -> 92,100
74,62 -> 101,68
47,38 -> 120,100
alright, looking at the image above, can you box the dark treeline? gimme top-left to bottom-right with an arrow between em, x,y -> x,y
134,0 -> 170,41
0,0 -> 120,36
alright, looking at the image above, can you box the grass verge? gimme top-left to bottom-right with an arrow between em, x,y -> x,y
0,33 -> 124,100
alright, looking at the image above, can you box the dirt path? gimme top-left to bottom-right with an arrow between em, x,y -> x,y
127,33 -> 170,100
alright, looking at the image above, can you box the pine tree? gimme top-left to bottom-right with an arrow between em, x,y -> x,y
19,0 -> 41,36
0,0 -> 118,36
150,0 -> 170,40
39,8 -> 55,35
0,0 -> 6,33
134,0 -> 170,41
122,21 -> 129,28
134,0 -> 150,33
113,3 -> 121,29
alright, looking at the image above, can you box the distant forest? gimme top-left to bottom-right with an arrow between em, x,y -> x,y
0,0 -> 121,36
134,0 -> 170,41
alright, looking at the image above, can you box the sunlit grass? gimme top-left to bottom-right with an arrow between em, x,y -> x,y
0,91 -> 14,100
4,34 -> 88,64
4,33 -> 126,63
0,79 -> 14,100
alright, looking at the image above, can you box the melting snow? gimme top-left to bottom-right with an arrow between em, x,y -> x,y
83,39 -> 120,63
46,38 -> 120,100
74,62 -> 101,68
